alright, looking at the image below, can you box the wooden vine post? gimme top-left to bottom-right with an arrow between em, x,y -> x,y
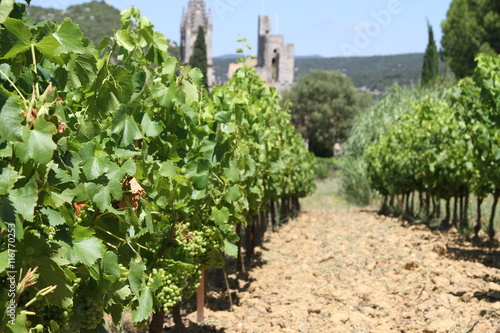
197,269 -> 206,324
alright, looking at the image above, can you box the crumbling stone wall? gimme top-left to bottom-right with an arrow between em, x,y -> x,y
256,15 -> 295,92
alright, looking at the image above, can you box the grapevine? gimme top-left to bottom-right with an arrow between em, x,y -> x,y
0,1 -> 315,331
353,52 -> 500,239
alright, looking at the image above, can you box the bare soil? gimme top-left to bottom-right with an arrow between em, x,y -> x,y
168,208 -> 500,333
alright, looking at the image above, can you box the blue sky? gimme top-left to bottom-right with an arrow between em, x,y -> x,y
29,0 -> 453,57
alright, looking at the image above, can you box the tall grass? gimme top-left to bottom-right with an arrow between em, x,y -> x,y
340,85 -> 419,205
340,83 -> 453,206
302,172 -> 355,211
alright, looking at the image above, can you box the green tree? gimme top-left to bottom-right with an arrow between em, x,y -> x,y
285,71 -> 371,157
441,0 -> 500,78
421,22 -> 439,86
189,25 -> 208,87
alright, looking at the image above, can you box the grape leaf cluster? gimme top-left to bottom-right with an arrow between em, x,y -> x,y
0,2 -> 316,331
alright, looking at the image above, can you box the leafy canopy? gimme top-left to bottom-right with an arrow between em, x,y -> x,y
284,70 -> 371,157
0,2 -> 316,331
441,0 -> 500,78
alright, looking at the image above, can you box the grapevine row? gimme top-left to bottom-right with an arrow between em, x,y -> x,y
360,53 -> 500,239
0,2 -> 315,332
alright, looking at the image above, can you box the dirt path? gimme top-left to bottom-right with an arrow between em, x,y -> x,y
177,208 -> 500,332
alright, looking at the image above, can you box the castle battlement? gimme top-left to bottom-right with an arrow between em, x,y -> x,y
180,3 -> 294,91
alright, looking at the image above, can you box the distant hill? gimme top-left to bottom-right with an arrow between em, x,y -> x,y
295,55 -> 323,59
216,54 -> 242,59
28,1 -> 121,47
27,1 -> 179,57
296,53 -> 430,93
214,53 -> 446,93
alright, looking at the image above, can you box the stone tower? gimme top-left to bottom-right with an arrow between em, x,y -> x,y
256,15 -> 295,91
180,0 -> 214,87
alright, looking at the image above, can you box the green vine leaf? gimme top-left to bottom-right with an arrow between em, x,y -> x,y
141,113 -> 163,137
40,207 -> 66,226
107,158 -> 136,180
131,287 -> 153,323
53,19 -> 85,54
80,142 -> 114,180
210,206 -> 230,226
9,177 -> 37,221
128,259 -> 145,294
15,117 -> 57,164
0,18 -> 31,59
64,53 -> 98,90
115,29 -> 135,51
36,257 -> 73,307
223,239 -> 238,257
0,250 -> 8,273
0,95 -> 24,142
103,251 -> 121,278
180,79 -> 198,103
0,165 -> 21,196
34,36 -> 61,60
185,159 -> 210,190
159,160 -> 176,178
161,56 -> 177,81
5,312 -> 27,333
225,185 -> 242,202
121,116 -> 143,146
151,82 -> 177,107
0,0 -> 14,25
65,237 -> 104,266
84,181 -> 122,212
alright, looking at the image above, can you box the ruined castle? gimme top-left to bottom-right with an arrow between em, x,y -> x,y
180,0 -> 215,87
181,1 -> 295,91
255,15 -> 295,92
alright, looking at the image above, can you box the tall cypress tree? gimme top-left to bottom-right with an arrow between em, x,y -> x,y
421,22 -> 439,86
441,0 -> 500,79
189,25 -> 208,87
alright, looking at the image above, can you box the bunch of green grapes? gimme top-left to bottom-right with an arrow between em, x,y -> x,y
179,267 -> 202,299
39,224 -> 57,242
39,305 -> 72,331
148,267 -> 183,312
149,259 -> 202,312
196,225 -> 224,268
175,222 -> 206,258
32,210 -> 61,243
146,238 -> 162,256
175,223 -> 224,268
71,284 -> 105,330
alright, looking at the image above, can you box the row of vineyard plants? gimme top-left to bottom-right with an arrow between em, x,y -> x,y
340,85 -> 431,206
357,53 -> 500,240
0,2 -> 316,332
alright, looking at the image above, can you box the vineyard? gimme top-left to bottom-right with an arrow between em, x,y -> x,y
342,53 -> 500,240
2,0 -> 500,332
171,206 -> 500,332
0,1 -> 315,332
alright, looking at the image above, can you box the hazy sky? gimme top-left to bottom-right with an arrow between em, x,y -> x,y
29,0 -> 454,57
